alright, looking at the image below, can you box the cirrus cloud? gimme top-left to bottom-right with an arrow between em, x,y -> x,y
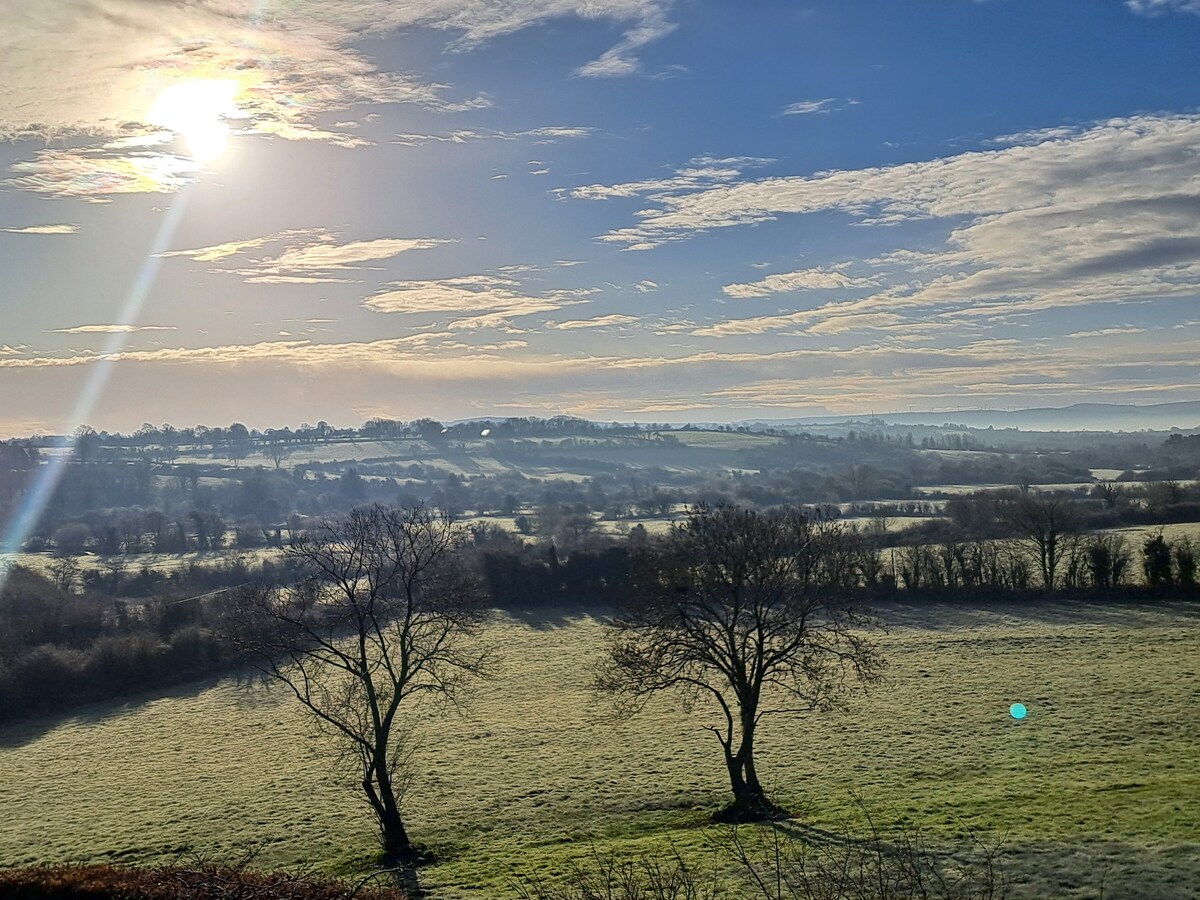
1,223 -> 80,235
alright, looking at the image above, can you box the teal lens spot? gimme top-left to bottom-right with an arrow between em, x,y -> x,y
1010,702 -> 1028,720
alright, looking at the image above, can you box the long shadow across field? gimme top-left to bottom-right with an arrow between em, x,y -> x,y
755,821 -> 1200,900
875,596 -> 1200,631
499,601 -> 612,631
0,669 -> 258,750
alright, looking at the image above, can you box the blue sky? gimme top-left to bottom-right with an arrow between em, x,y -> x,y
1,0 -> 1199,435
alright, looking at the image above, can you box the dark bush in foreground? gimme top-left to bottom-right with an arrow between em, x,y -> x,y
0,863 -> 407,900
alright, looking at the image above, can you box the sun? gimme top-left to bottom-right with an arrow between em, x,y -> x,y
147,79 -> 241,163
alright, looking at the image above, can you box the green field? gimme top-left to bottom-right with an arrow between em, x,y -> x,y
1,601 -> 1197,898
0,545 -> 284,580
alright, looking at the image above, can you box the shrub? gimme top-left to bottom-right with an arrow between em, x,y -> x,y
0,863 -> 408,899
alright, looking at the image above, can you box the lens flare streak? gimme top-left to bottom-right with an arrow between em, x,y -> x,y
0,188 -> 194,588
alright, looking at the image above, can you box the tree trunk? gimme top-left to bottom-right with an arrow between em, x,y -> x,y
716,717 -> 786,822
362,770 -> 413,861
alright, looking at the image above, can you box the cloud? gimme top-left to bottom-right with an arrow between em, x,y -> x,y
1066,326 -> 1147,338
548,314 -> 640,329
589,114 -> 1200,339
781,98 -> 837,116
5,332 -> 1197,427
160,230 -> 452,283
265,238 -> 452,271
595,114 -> 1200,248
1,224 -> 80,235
364,274 -> 591,327
723,267 -> 873,298
0,1 -> 671,150
779,98 -> 859,117
1126,0 -> 1200,14
158,229 -> 329,263
804,313 -> 906,336
573,5 -> 677,77
391,125 -> 595,146
5,147 -> 202,199
48,325 -> 178,335
634,280 -> 658,292
567,155 -> 774,202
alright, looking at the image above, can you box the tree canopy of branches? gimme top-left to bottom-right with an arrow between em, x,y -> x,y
598,504 -> 883,822
231,504 -> 488,864
996,492 -> 1082,592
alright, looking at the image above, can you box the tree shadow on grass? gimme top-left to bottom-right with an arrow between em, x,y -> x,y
0,669 -> 249,750
498,600 -> 613,631
876,596 -> 1200,631
993,838 -> 1200,900
756,821 -> 1200,900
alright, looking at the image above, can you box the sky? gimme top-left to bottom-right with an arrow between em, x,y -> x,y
1,0 -> 1199,436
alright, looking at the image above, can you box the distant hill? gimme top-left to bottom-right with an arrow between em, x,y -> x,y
744,401 -> 1200,433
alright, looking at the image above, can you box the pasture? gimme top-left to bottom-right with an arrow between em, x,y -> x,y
1,600 -> 1197,899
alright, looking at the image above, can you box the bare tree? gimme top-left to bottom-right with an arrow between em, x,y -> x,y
996,493 -> 1082,592
598,504 -> 883,822
1084,533 -> 1130,589
267,443 -> 292,470
230,504 -> 489,864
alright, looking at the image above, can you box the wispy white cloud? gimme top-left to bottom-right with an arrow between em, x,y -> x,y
265,238 -> 452,271
1126,0 -> 1200,15
548,314 -> 640,329
781,98 -> 837,116
48,325 -> 178,335
0,0 -> 671,151
634,280 -> 658,293
1,224 -> 79,235
1066,326 -> 1147,338
391,125 -> 595,146
160,231 -> 452,284
588,114 -> 1200,342
5,147 -> 201,199
158,229 -> 329,263
573,4 -> 676,77
723,267 -> 873,298
595,114 -> 1200,250
5,332 -> 1197,428
569,155 -> 773,200
364,274 -> 592,328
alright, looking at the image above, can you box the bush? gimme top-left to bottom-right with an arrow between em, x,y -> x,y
0,863 -> 408,899
83,633 -> 167,693
1,644 -> 87,718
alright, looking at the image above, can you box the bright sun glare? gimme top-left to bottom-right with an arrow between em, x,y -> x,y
147,79 -> 241,163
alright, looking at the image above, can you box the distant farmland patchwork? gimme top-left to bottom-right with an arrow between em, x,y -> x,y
1,600 -> 1196,899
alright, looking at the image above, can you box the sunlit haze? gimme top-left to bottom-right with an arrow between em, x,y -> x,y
146,80 -> 241,163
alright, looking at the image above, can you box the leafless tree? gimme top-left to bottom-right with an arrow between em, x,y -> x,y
597,504 -> 883,822
995,493 -> 1082,592
230,504 -> 489,864
267,443 -> 293,470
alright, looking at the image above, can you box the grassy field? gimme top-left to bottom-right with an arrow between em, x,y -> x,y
1,601 -> 1197,898
0,545 -> 284,580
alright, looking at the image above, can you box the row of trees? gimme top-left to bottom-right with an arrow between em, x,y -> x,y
888,530 -> 1196,593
